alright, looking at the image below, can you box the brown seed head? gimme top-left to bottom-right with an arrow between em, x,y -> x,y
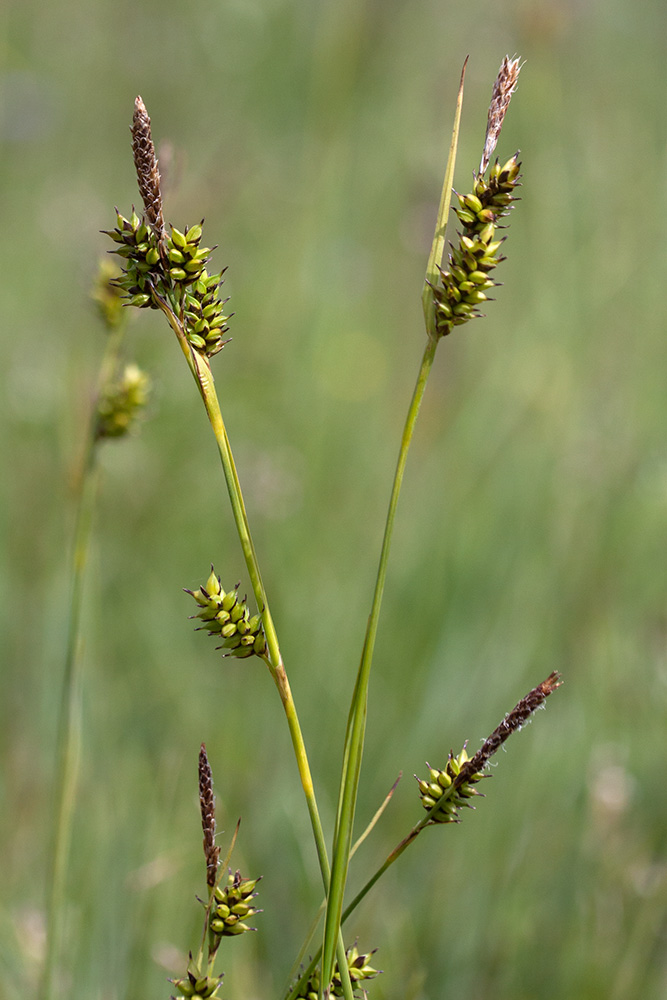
456,671 -> 562,785
132,95 -> 165,235
479,55 -> 522,176
199,743 -> 220,887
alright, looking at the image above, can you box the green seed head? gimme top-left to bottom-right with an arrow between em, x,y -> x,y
417,748 -> 484,824
186,568 -> 267,660
433,152 -> 521,339
95,364 -> 150,440
208,869 -> 262,938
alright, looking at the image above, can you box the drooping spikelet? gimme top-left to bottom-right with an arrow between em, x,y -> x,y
91,260 -> 126,330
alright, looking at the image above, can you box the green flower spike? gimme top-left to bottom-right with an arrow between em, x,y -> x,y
433,154 -> 521,338
183,268 -> 232,358
103,208 -> 164,309
164,223 -> 212,287
209,869 -> 262,937
295,945 -> 380,1000
95,363 -> 150,440
105,209 -> 231,360
104,215 -> 212,303
186,568 -> 268,659
91,260 -> 126,330
108,103 -> 233,361
416,745 -> 485,824
170,954 -> 224,1000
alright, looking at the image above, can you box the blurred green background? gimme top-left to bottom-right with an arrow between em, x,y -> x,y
1,1 -> 666,998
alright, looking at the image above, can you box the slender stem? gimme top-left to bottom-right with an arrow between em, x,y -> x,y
283,777 -> 399,1000
41,325 -> 125,1000
340,818 -> 427,923
321,336 -> 438,990
287,791 -> 448,1000
182,344 -> 354,999
320,67 -> 464,990
191,353 -> 331,870
41,441 -> 98,1000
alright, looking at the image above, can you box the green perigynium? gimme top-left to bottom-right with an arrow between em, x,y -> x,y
103,209 -> 162,309
294,945 -> 380,1000
433,154 -> 521,337
103,210 -> 230,359
163,223 -> 212,287
186,568 -> 267,659
209,870 -> 262,937
183,269 -> 231,357
416,746 -> 485,824
171,956 -> 224,1000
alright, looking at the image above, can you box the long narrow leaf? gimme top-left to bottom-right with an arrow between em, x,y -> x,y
320,64 -> 467,995
422,57 -> 468,339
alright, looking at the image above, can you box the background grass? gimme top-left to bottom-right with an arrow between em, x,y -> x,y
1,1 -> 667,998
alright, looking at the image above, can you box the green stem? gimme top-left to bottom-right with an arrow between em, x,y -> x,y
41,325 -> 125,1000
182,345 -> 354,1000
190,352 -> 329,864
287,787 -> 451,1000
321,336 -> 438,990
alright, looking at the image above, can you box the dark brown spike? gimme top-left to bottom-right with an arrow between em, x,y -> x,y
132,96 -> 165,235
199,743 -> 220,887
479,56 -> 522,176
456,671 -> 562,785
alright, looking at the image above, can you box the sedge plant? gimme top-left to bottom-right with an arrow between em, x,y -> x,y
48,53 -> 561,1000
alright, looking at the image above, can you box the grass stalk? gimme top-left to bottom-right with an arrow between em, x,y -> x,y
320,280 -> 441,992
320,65 -> 467,990
175,336 -> 355,1000
41,325 -> 125,1000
